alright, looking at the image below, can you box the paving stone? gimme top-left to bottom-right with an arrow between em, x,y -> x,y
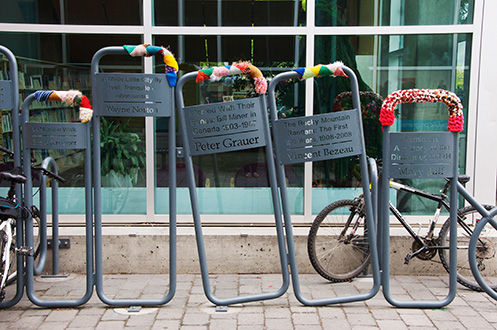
95,320 -> 126,330
68,314 -> 101,328
45,309 -> 79,322
37,321 -> 71,330
377,320 -> 408,330
265,317 -> 293,330
399,313 -> 433,327
292,312 -> 320,325
238,312 -> 264,325
182,312 -> 209,325
125,313 -> 157,327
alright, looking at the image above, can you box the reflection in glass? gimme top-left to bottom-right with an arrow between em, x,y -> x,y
315,0 -> 473,26
312,33 -> 471,215
0,0 -> 142,25
154,35 -> 306,215
155,0 -> 305,27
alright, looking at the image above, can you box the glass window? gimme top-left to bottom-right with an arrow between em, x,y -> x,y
154,0 -> 305,27
0,33 -> 144,214
154,34 -> 305,215
0,0 -> 142,25
312,33 -> 471,214
316,0 -> 474,26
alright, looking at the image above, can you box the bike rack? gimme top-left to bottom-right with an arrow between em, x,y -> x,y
175,64 -> 290,306
0,45 -> 24,309
91,45 -> 177,307
35,157 -> 67,278
268,64 -> 381,306
379,89 -> 463,308
21,91 -> 93,307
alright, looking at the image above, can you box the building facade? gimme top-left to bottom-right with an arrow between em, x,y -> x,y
0,0 -> 495,226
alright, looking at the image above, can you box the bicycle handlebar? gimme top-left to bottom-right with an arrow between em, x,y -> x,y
379,89 -> 464,132
32,90 -> 93,123
31,167 -> 66,184
0,146 -> 14,157
195,62 -> 268,95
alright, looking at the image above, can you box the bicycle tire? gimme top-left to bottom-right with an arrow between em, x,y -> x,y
5,215 -> 41,286
438,204 -> 497,291
307,199 -> 371,282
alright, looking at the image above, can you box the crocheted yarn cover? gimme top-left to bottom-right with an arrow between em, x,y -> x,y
379,89 -> 464,132
33,90 -> 93,123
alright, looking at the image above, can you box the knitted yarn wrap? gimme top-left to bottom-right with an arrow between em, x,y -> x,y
123,44 -> 179,87
380,89 -> 464,132
33,90 -> 93,123
294,62 -> 348,80
196,61 -> 268,95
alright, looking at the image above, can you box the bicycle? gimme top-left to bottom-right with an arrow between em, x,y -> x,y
307,174 -> 497,291
0,146 -> 65,302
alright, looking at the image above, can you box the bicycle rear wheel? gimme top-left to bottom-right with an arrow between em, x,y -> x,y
307,199 -> 370,282
438,204 -> 497,291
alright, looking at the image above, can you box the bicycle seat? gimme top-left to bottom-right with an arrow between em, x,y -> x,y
0,171 -> 27,184
457,174 -> 470,184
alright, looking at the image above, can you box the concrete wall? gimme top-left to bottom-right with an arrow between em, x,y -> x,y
41,227 -> 448,276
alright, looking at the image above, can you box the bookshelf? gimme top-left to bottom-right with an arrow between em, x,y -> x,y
0,55 -> 91,171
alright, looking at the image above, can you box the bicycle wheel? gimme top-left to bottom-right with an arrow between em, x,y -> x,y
307,199 -> 370,282
5,215 -> 41,286
438,204 -> 497,291
1,221 -> 15,299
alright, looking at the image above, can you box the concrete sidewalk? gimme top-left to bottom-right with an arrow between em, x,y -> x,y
1,274 -> 496,329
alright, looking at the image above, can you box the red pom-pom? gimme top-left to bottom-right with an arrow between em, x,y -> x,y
80,95 -> 92,109
448,115 -> 464,132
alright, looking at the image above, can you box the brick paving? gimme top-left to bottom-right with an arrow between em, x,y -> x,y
1,274 -> 496,329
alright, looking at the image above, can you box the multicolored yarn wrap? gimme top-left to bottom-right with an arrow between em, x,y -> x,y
196,62 -> 268,95
123,44 -> 179,87
33,90 -> 93,123
294,62 -> 348,80
380,89 -> 464,132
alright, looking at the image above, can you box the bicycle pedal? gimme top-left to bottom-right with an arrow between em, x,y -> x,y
404,254 -> 413,264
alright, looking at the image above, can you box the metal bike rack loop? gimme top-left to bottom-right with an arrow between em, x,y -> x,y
91,46 -> 177,307
268,64 -> 381,306
379,89 -> 462,308
0,45 -> 24,309
36,157 -> 67,278
21,92 -> 93,308
175,68 -> 290,306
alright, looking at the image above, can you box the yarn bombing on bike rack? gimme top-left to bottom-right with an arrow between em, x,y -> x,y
294,62 -> 348,80
195,61 -> 268,95
123,44 -> 179,87
379,89 -> 464,132
33,90 -> 93,123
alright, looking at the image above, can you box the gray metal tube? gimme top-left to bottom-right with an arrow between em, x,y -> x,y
91,46 -> 177,307
267,67 -> 381,306
0,45 -> 23,309
22,94 -> 94,308
380,128 -> 458,308
175,71 -> 290,306
35,157 -> 61,276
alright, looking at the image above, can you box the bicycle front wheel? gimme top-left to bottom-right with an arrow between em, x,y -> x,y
5,215 -> 41,286
307,199 -> 370,282
438,204 -> 497,291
